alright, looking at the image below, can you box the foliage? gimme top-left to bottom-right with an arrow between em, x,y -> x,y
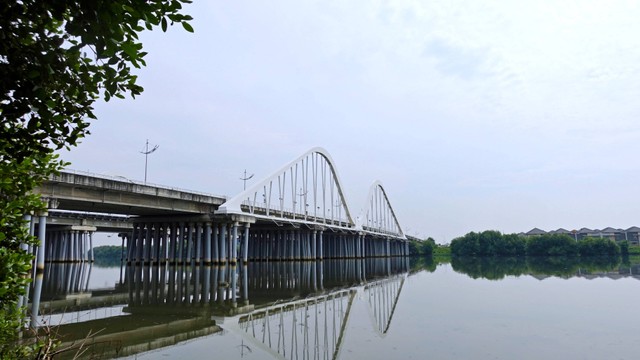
619,241 -> 630,257
433,244 -> 451,257
525,234 -> 579,256
450,230 -> 527,257
92,245 -> 122,258
578,237 -> 620,257
449,232 -> 625,258
93,245 -> 123,266
0,155 -> 59,357
408,237 -> 436,256
626,244 -> 640,255
0,1 -> 192,357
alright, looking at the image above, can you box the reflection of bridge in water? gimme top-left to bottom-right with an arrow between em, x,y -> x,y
27,258 -> 409,359
224,272 -> 407,360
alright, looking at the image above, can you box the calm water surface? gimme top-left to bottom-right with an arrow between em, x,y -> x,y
31,257 -> 640,359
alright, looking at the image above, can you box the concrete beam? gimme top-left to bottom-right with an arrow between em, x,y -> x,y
34,171 -> 227,216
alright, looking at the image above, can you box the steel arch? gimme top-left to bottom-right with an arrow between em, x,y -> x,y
358,181 -> 405,239
216,147 -> 355,228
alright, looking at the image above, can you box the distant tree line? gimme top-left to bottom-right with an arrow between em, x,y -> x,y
92,246 -> 123,267
408,237 -> 436,256
450,231 -> 624,257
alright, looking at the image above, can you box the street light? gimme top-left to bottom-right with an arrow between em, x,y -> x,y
140,139 -> 159,184
239,169 -> 254,191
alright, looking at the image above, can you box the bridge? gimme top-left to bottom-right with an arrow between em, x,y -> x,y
28,148 -> 409,270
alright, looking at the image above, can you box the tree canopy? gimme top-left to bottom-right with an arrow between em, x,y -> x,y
0,1 -> 192,357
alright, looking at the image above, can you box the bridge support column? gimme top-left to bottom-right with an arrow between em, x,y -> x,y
318,230 -> 324,260
35,210 -> 48,272
342,234 -> 347,258
289,230 -> 296,260
213,224 -> 219,264
160,223 -> 168,262
386,238 -> 390,257
302,231 -> 308,260
242,223 -> 250,264
119,232 -> 128,263
204,222 -> 212,264
295,230 -> 301,261
80,230 -> 86,261
352,235 -> 357,258
276,230 -> 283,261
312,230 -> 317,260
74,230 -> 81,262
242,264 -> 249,305
231,222 -> 238,265
68,231 -> 78,262
88,231 -> 94,262
141,223 -> 149,263
144,223 -> 153,264
168,223 -> 177,264
219,223 -> 227,264
195,222 -> 203,264
132,223 -> 141,263
172,221 -> 184,264
342,234 -> 346,258
187,222 -> 195,263
126,226 -> 133,263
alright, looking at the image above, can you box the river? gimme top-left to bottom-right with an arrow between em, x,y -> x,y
28,256 -> 640,359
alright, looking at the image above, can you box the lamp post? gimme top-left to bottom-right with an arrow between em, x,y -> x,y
239,169 -> 254,191
140,139 -> 159,184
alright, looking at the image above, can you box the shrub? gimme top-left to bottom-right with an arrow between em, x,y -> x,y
578,237 -> 620,257
526,234 -> 578,256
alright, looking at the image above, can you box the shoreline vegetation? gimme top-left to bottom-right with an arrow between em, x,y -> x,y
411,254 -> 640,280
408,230 -> 640,258
407,230 -> 640,279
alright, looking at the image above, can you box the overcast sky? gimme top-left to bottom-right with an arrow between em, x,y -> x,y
61,1 -> 640,243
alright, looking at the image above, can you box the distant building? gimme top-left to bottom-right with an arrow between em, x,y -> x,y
522,226 -> 640,244
525,228 -> 546,236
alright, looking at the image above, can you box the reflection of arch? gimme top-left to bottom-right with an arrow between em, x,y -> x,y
364,274 -> 406,337
217,147 -> 355,228
220,289 -> 356,360
359,181 -> 405,239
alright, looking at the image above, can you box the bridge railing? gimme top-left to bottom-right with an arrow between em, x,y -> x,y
361,225 -> 405,239
240,199 -> 353,227
59,169 -> 228,200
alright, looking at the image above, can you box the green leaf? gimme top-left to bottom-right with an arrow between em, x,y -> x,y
182,22 -> 194,33
121,42 -> 138,59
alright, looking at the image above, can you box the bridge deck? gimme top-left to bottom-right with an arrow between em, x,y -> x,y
35,170 -> 227,216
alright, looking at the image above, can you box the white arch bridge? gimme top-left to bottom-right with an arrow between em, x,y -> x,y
32,148 -> 409,267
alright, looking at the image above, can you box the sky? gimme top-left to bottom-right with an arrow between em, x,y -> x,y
61,0 -> 640,244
